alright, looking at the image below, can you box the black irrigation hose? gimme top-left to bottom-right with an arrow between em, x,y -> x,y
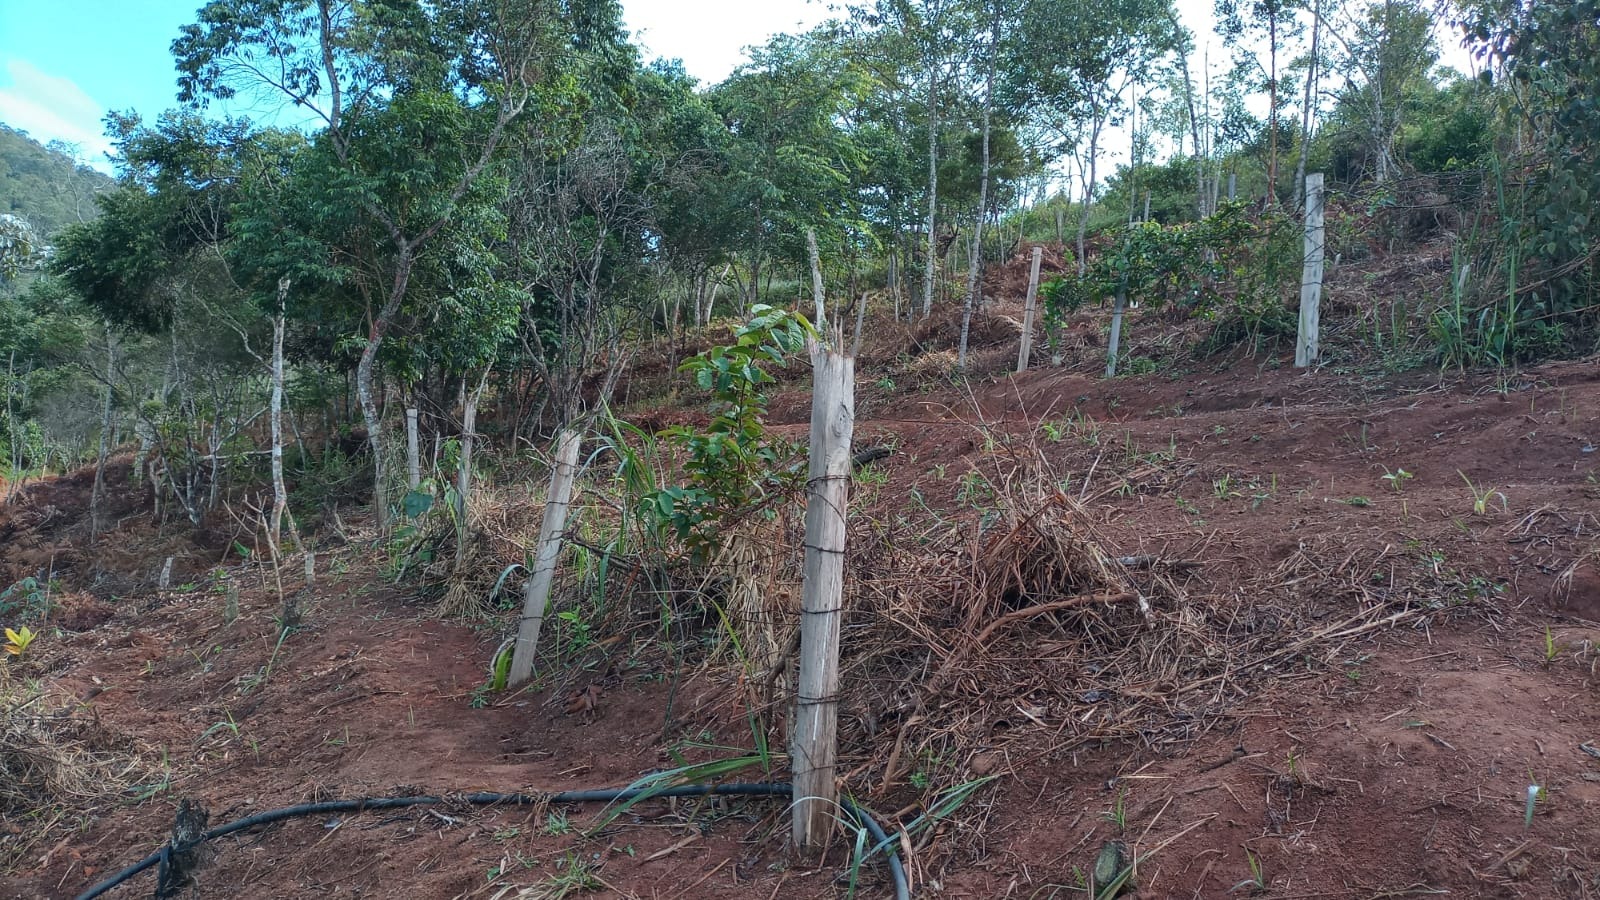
75,782 -> 910,900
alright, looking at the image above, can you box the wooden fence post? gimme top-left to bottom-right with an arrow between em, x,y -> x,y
806,228 -> 827,328
1296,173 -> 1326,368
1017,247 -> 1043,374
405,408 -> 422,490
508,428 -> 582,686
1105,282 -> 1127,377
791,341 -> 854,851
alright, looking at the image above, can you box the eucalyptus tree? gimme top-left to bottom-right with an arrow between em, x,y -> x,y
1010,0 -> 1182,272
1320,0 -> 1436,184
172,0 -> 583,530
709,29 -> 869,312
1215,0 -> 1307,205
850,0 -> 964,318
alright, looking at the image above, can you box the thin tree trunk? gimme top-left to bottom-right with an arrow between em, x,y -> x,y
1267,17 -> 1280,206
455,369 -> 488,565
4,350 -> 17,501
958,13 -> 999,370
268,277 -> 299,551
90,325 -> 115,539
922,60 -> 940,319
357,251 -> 413,532
1076,110 -> 1104,276
1293,0 -> 1321,210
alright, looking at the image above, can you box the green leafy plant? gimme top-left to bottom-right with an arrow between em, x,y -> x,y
648,305 -> 814,555
1231,850 -> 1267,893
0,577 -> 50,620
1459,470 -> 1507,516
1381,467 -> 1414,493
3,625 -> 38,657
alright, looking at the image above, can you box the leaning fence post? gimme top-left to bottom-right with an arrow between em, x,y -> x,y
509,428 -> 582,686
1296,173 -> 1326,368
791,338 -> 854,851
1017,246 -> 1043,373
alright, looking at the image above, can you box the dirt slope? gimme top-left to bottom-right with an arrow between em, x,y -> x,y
3,320 -> 1599,898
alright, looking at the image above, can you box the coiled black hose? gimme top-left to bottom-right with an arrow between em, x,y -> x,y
74,782 -> 910,900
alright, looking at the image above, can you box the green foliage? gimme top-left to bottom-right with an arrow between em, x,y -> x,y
0,577 -> 51,621
1459,0 -> 1600,343
1041,202 -> 1297,354
648,305 -> 814,553
0,125 -> 115,239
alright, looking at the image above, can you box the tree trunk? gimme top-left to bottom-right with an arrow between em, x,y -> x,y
357,250 -> 414,532
1293,0 -> 1322,210
921,61 -> 940,320
268,277 -> 299,551
455,369 -> 488,566
1076,109 -> 1104,277
958,15 -> 999,370
90,326 -> 115,539
1267,16 -> 1280,206
1170,18 -> 1206,219
4,350 -> 17,501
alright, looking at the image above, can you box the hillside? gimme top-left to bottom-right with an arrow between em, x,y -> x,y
3,254 -> 1599,896
0,124 -> 114,237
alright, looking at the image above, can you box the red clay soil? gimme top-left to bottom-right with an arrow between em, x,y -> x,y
4,311 -> 1600,898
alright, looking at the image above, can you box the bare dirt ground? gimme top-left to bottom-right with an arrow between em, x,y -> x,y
3,259 -> 1600,899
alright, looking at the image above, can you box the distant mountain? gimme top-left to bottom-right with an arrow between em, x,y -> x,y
0,124 -> 116,238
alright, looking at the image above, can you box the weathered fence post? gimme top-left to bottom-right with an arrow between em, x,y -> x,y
806,228 -> 827,328
1105,282 -> 1127,377
1016,246 -> 1043,374
508,428 -> 582,686
405,408 -> 421,490
1296,173 -> 1326,368
791,339 -> 855,851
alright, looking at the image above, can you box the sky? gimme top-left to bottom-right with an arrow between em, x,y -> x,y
1,0 -> 1472,177
0,0 -> 838,173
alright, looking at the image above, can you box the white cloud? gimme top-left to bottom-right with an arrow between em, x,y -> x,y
0,59 -> 115,172
623,0 -> 830,85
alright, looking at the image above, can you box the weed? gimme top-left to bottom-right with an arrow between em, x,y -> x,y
0,577 -> 50,620
1381,466 -> 1414,493
485,637 -> 515,692
540,852 -> 601,896
956,469 -> 992,507
198,712 -> 242,743
543,810 -> 574,836
1343,496 -> 1372,508
1231,850 -> 1267,893
1459,470 -> 1507,516
1102,787 -> 1127,831
1212,475 -> 1238,499
1249,475 -> 1278,510
555,609 -> 593,654
874,375 -> 896,391
856,463 -> 889,487
3,625 -> 38,657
